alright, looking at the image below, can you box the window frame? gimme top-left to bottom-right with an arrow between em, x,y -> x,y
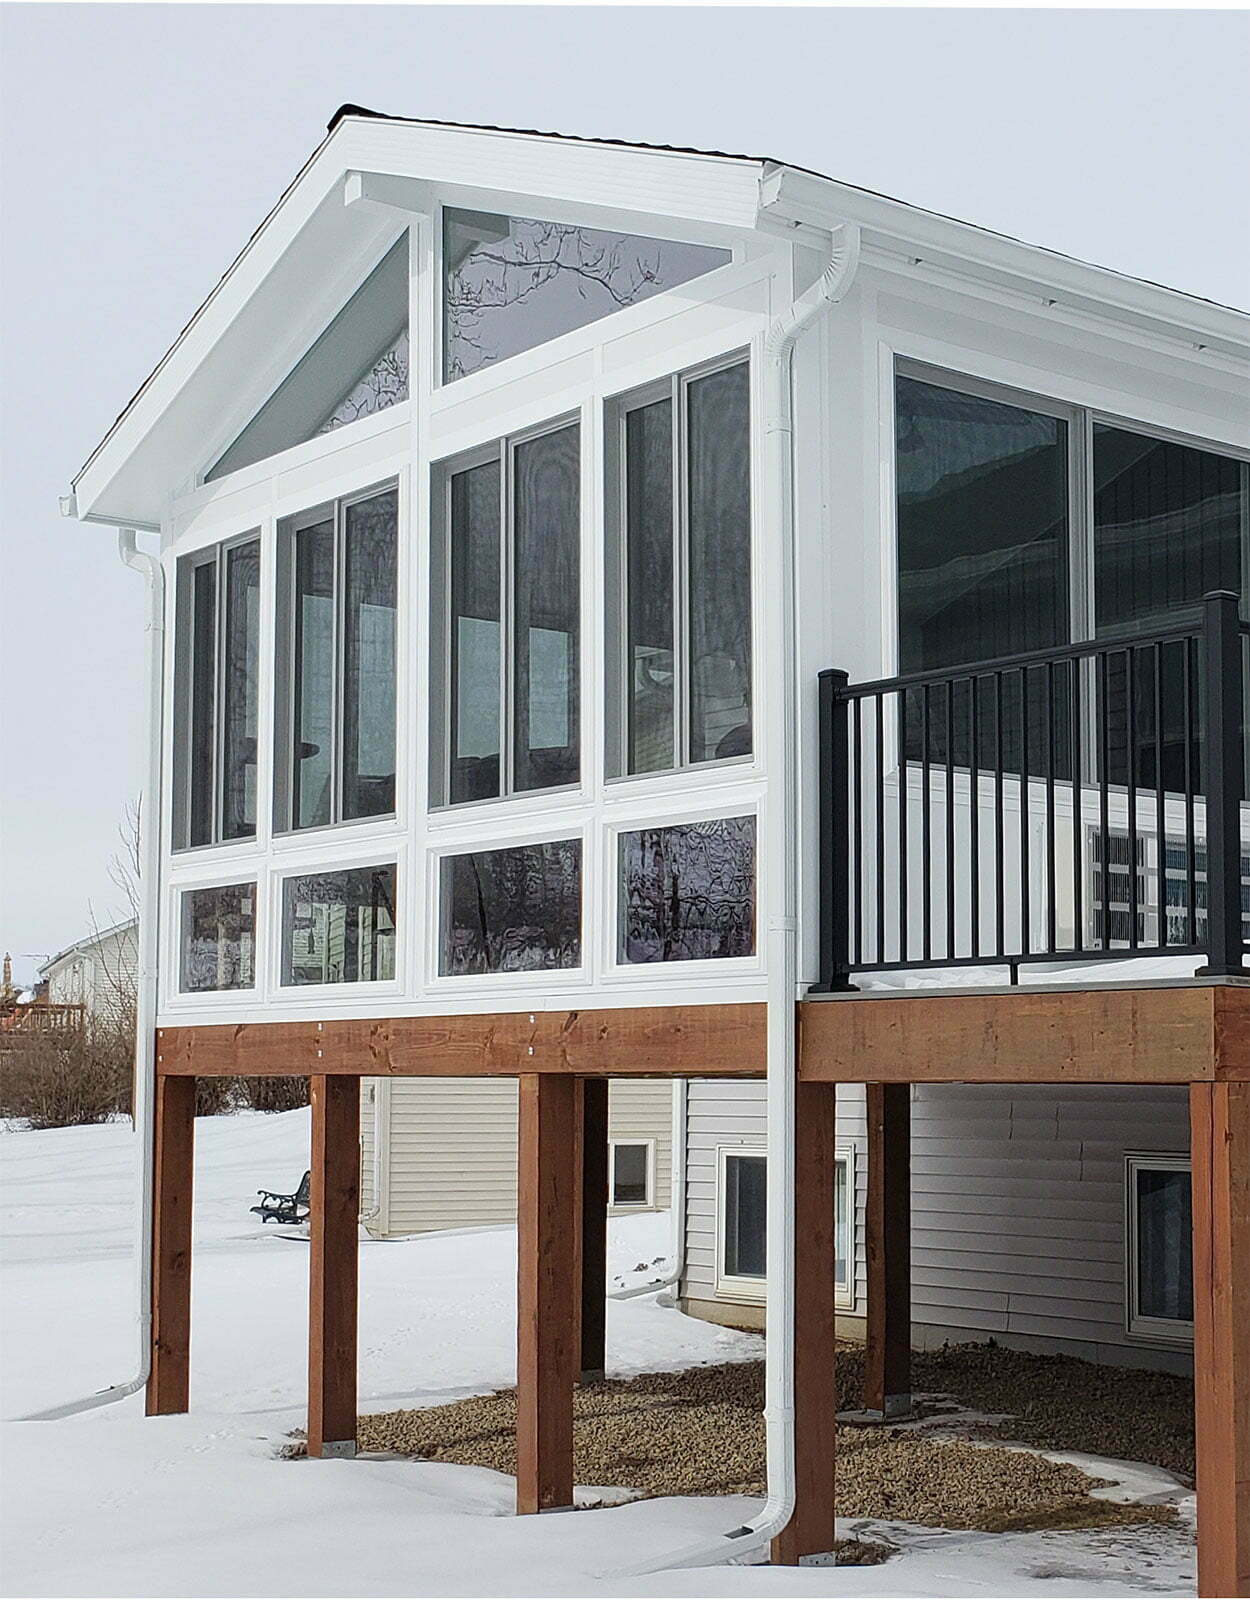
714,1144 -> 855,1307
609,1138 -> 656,1210
429,413 -> 582,811
1124,1152 -> 1194,1346
605,350 -> 753,781
274,477 -> 400,836
173,528 -> 262,853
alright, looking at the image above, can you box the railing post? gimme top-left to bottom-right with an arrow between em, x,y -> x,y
1199,590 -> 1244,978
812,668 -> 855,993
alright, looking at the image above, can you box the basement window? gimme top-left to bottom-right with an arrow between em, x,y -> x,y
618,816 -> 756,964
207,234 -> 409,481
276,483 -> 398,832
609,1141 -> 654,1208
442,208 -> 730,382
179,883 -> 256,992
280,864 -> 397,987
606,357 -> 752,775
717,1147 -> 855,1307
1126,1154 -> 1193,1343
439,839 -> 582,977
174,533 -> 261,849
431,421 -> 580,806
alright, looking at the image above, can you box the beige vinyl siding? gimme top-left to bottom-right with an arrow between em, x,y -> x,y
681,1079 -> 867,1312
370,1077 -> 673,1237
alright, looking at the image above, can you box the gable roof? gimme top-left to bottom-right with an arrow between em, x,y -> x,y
39,917 -> 138,978
67,106 -> 1250,530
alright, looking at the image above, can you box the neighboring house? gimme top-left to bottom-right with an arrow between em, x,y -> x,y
39,918 -> 138,1026
361,1078 -> 674,1236
66,107 -> 1248,1582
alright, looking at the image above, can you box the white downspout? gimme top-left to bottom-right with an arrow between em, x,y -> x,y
615,222 -> 860,1575
358,1079 -> 387,1227
24,528 -> 165,1421
608,1078 -> 687,1301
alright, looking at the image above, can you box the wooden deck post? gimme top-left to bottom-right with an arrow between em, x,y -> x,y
864,1082 -> 911,1418
1190,1082 -> 1250,1598
516,1073 -> 578,1514
772,1079 -> 839,1565
147,1072 -> 195,1415
577,1078 -> 609,1385
307,1074 -> 360,1459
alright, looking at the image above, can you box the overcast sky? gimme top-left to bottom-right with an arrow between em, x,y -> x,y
1,4 -> 1247,986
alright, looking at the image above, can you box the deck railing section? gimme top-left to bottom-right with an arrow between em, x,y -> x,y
816,590 -> 1249,990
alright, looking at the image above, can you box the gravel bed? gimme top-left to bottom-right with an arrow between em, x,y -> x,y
355,1350 -> 1182,1533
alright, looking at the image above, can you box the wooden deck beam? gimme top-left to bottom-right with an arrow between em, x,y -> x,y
156,1003 -> 766,1079
146,1074 -> 195,1416
801,983 -> 1250,1085
1190,1082 -> 1250,1598
307,1075 -> 360,1458
516,1074 -> 579,1513
864,1083 -> 911,1418
773,1080 -> 839,1565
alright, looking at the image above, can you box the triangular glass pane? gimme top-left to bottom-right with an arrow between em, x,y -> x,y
207,234 -> 409,482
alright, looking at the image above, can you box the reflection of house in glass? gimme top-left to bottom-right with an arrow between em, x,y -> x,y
282,866 -> 396,986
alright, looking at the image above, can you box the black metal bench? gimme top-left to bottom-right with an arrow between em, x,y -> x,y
250,1170 -> 311,1225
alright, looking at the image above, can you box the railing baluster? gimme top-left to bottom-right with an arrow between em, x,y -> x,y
1045,660 -> 1057,955
875,693 -> 886,968
969,673 -> 981,960
945,679 -> 956,959
1099,650 -> 1111,951
1127,646 -> 1140,949
1019,666 -> 1031,959
922,682 -> 932,964
1184,636 -> 1197,949
994,670 -> 1005,961
1153,643 -> 1166,947
815,668 -> 852,992
898,688 -> 909,963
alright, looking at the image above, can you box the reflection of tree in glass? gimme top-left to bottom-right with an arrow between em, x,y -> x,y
622,817 -> 755,964
445,841 -> 581,974
319,330 -> 410,432
447,223 -> 662,379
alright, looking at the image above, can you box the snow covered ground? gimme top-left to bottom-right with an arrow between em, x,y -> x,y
1,1109 -> 1195,1597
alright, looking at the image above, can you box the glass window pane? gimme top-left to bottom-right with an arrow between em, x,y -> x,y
188,558 -> 217,848
834,1158 -> 850,1289
513,425 -> 580,793
292,517 -> 335,830
723,1153 -> 766,1279
221,541 -> 260,841
443,208 -> 730,382
620,816 -> 756,964
896,374 -> 1070,775
440,840 -> 581,975
1135,1166 -> 1193,1322
688,364 -> 752,764
1095,426 -> 1244,794
449,460 -> 502,803
625,398 -> 676,774
342,490 -> 397,820
208,235 -> 409,481
180,883 -> 256,992
281,865 -> 397,986
612,1143 -> 650,1206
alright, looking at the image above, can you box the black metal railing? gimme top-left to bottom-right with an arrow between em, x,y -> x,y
816,590 -> 1248,990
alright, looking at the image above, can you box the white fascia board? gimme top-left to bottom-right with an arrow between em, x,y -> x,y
760,166 -> 1250,365
71,118 -> 765,528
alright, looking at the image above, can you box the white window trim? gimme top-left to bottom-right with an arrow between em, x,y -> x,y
1125,1152 -> 1194,1346
609,1138 -> 656,1210
714,1144 -> 856,1309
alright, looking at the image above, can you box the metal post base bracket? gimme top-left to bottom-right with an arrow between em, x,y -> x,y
316,1440 -> 358,1460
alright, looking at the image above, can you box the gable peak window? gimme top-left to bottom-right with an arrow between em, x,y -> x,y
443,208 -> 731,383
207,234 -> 409,482
174,534 -> 261,849
607,356 -> 752,777
432,420 -> 580,806
277,483 -> 398,832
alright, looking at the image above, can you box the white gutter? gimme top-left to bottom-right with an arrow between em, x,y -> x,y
616,222 -> 860,1575
608,1079 -> 687,1301
23,528 -> 164,1421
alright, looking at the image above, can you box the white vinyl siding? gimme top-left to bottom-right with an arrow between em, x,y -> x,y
367,1076 -> 672,1237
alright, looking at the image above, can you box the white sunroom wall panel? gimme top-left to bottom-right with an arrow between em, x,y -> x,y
156,219 -> 790,1028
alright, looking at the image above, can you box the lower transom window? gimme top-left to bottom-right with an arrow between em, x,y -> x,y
281,864 -> 397,986
180,882 -> 256,992
439,840 -> 581,976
